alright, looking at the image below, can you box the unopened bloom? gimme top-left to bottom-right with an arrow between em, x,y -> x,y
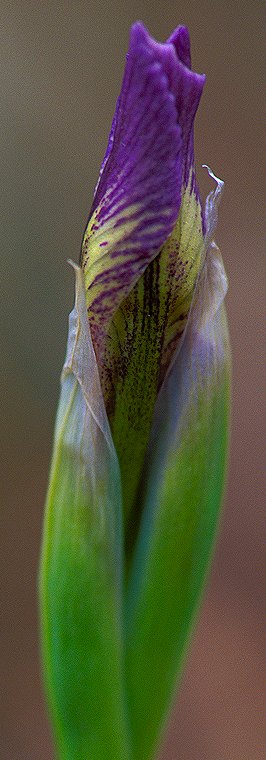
40,23 -> 230,760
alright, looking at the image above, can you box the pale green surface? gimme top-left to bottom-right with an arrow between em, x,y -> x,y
124,258 -> 230,760
126,362 -> 230,760
39,376 -> 131,760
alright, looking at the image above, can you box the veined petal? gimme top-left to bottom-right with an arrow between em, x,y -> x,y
39,268 -> 131,760
79,23 -> 205,526
108,172 -> 205,529
156,170 -> 205,385
125,175 -> 231,760
80,22 -> 205,361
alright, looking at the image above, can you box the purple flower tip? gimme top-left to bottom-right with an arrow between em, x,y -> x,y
168,25 -> 192,69
129,21 -> 205,141
81,21 -> 207,357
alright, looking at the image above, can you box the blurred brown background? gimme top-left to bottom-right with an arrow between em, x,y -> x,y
1,1 -> 264,758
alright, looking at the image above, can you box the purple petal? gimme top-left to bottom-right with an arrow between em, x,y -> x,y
168,25 -> 192,69
81,22 -> 205,356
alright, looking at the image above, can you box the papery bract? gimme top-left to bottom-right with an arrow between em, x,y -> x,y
40,267 -> 131,760
125,172 -> 230,760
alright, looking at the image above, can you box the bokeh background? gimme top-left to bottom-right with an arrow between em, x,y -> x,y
1,1 -> 264,758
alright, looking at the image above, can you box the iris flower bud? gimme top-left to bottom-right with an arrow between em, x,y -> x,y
40,22 -> 230,760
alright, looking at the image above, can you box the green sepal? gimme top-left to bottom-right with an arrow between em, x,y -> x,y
125,175 -> 231,760
39,267 -> 131,760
